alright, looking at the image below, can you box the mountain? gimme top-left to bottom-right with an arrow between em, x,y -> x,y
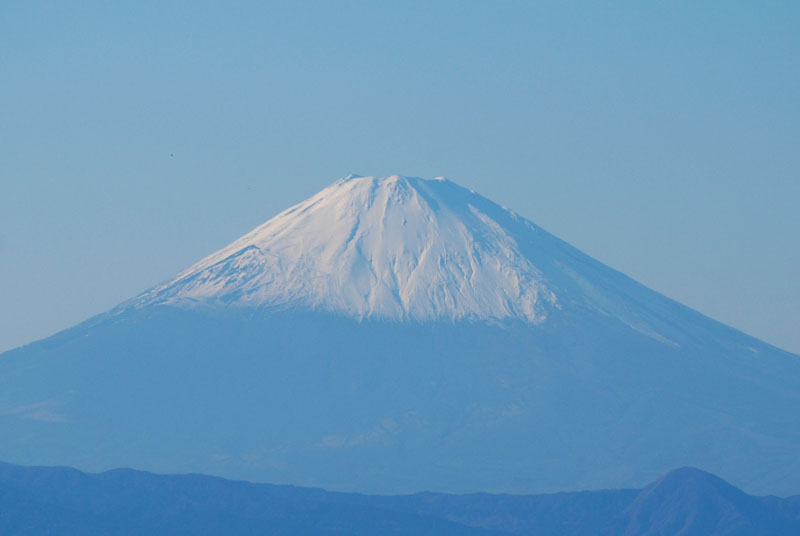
614,468 -> 800,535
1,174 -> 799,495
1,462 -> 798,535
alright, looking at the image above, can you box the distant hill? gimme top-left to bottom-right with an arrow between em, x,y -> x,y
1,462 -> 798,535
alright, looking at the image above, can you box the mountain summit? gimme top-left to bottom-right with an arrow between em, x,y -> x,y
126,175 -> 682,345
130,174 -> 558,322
2,174 -> 799,496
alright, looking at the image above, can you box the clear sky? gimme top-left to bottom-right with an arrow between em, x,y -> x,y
2,1 -> 799,354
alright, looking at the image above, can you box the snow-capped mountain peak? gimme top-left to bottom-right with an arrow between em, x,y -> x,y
6,173 -> 800,498
132,175 -> 558,322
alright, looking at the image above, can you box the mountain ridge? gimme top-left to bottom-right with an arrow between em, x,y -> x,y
1,461 -> 798,536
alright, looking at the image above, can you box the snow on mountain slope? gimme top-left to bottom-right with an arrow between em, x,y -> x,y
129,175 -> 558,322
122,174 -> 737,349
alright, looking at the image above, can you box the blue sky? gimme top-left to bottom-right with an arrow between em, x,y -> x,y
2,1 -> 799,353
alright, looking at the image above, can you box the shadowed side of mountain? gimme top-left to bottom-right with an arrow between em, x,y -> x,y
1,462 -> 799,536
